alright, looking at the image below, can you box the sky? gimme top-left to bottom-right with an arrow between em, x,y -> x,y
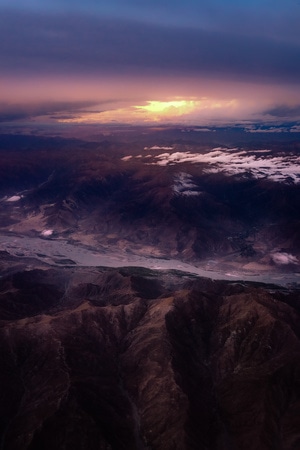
1,0 -> 300,126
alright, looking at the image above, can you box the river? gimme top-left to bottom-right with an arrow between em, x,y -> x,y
0,233 -> 299,288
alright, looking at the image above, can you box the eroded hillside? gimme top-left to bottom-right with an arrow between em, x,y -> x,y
0,265 -> 300,449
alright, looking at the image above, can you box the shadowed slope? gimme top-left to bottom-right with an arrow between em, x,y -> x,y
0,267 -> 299,449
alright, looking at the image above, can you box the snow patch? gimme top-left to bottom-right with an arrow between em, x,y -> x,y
41,229 -> 53,237
149,148 -> 300,184
144,146 -> 173,150
122,146 -> 300,184
6,195 -> 21,202
173,172 -> 201,196
271,252 -> 298,265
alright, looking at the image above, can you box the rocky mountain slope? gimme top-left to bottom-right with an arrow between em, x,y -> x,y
0,264 -> 300,449
0,132 -> 299,271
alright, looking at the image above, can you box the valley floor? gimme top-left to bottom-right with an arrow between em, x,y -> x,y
0,232 -> 299,288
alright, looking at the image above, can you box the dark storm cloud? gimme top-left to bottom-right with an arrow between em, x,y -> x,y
0,100 -> 98,122
1,11 -> 300,84
3,0 -> 300,40
264,105 -> 300,118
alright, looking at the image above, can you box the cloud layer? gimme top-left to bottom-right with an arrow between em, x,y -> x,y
1,11 -> 300,85
1,1 -> 300,125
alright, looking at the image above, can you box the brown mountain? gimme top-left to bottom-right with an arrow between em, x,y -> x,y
0,265 -> 300,449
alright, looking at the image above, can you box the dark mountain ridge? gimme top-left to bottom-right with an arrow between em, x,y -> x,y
0,265 -> 300,449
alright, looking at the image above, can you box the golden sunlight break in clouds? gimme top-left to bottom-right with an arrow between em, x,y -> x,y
58,98 -> 239,125
1,73 -> 300,126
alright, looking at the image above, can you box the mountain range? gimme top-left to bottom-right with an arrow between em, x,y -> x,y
0,126 -> 300,449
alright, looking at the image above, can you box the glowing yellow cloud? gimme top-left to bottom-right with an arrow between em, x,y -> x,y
133,100 -> 197,122
136,100 -> 195,113
58,98 -> 238,124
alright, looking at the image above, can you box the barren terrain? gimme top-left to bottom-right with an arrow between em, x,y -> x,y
0,126 -> 300,449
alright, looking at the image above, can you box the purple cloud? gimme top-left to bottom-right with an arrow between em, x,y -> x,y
0,11 -> 300,85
